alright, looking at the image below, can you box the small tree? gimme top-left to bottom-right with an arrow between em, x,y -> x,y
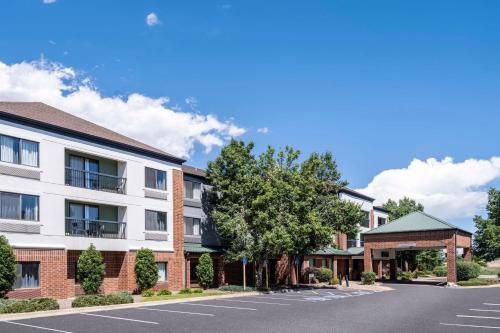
196,254 -> 214,289
134,248 -> 158,292
0,235 -> 16,298
77,244 -> 105,294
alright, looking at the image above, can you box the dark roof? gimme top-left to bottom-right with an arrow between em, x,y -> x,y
363,211 -> 472,235
311,247 -> 364,256
182,165 -> 207,178
0,102 -> 185,164
339,187 -> 375,202
374,206 -> 389,213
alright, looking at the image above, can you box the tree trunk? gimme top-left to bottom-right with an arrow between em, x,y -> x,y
255,262 -> 264,288
290,255 -> 298,286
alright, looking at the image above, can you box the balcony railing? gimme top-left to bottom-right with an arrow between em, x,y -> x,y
65,218 -> 126,239
65,167 -> 126,194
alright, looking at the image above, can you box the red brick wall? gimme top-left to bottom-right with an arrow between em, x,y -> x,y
336,233 -> 347,250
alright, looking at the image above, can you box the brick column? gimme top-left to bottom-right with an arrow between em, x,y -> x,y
446,234 -> 457,283
389,259 -> 396,280
337,233 -> 348,250
463,248 -> 472,261
185,257 -> 191,288
369,210 -> 375,229
333,257 -> 338,278
348,258 -> 353,278
217,256 -> 225,286
377,260 -> 383,278
172,169 -> 186,290
363,246 -> 373,273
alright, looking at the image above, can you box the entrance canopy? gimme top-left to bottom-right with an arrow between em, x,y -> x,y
362,211 -> 472,283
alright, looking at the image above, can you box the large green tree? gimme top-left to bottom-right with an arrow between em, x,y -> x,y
383,197 -> 424,220
0,235 -> 16,298
473,188 -> 500,261
207,139 -> 363,286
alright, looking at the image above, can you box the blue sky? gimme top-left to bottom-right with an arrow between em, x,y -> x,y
0,1 -> 499,231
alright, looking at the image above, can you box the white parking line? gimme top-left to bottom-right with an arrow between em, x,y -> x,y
216,299 -> 291,306
252,296 -> 316,302
471,309 -> 500,313
3,321 -> 73,333
440,323 -> 500,330
457,315 -> 500,320
184,303 -> 257,311
485,304 -> 500,306
139,307 -> 215,317
80,313 -> 159,324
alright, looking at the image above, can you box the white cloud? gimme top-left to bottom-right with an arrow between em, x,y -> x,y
257,127 -> 270,134
357,157 -> 500,219
0,60 -> 245,158
146,13 -> 160,26
43,0 -> 56,4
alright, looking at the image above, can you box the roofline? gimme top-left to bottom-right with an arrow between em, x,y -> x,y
182,165 -> 207,179
339,187 -> 375,202
0,111 -> 186,164
363,227 -> 472,236
373,206 -> 389,213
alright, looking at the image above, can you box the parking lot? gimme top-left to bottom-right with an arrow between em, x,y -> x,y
0,285 -> 499,333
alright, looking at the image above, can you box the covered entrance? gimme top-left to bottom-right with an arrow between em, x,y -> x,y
363,211 -> 472,283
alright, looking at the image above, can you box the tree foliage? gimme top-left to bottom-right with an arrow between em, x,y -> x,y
207,139 -> 364,286
473,188 -> 500,261
415,249 -> 443,271
196,253 -> 214,289
77,244 -> 105,295
134,248 -> 159,292
382,197 -> 424,221
0,235 -> 16,298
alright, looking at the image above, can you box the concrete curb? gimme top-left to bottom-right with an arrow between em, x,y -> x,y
0,291 -> 262,322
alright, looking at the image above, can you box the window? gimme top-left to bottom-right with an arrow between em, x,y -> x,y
378,217 -> 386,226
321,259 -> 327,268
360,211 -> 370,228
145,167 -> 166,191
0,135 -> 39,167
183,180 -> 201,200
0,192 -> 39,221
157,262 -> 167,281
184,217 -> 201,236
14,262 -> 39,289
145,210 -> 167,231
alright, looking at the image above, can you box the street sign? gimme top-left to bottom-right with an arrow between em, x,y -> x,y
242,256 -> 248,265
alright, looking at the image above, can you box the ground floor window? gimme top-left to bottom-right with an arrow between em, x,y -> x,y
14,262 -> 39,289
157,262 -> 167,281
321,259 -> 327,267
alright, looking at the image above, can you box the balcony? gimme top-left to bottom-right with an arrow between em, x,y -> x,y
65,218 -> 126,239
65,168 -> 126,194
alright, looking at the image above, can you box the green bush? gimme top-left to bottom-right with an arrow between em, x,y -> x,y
0,298 -> 59,314
456,261 -> 481,281
457,278 -> 498,287
72,292 -> 133,308
361,272 -> 376,285
156,289 -> 172,296
317,268 -> 333,283
416,270 -> 432,277
0,235 -> 16,298
330,277 -> 340,285
77,244 -> 105,294
179,288 -> 192,294
433,266 -> 447,277
218,285 -> 255,292
196,254 -> 214,289
141,289 -> 155,297
473,258 -> 487,267
399,271 -> 414,281
134,248 -> 158,292
192,288 -> 203,294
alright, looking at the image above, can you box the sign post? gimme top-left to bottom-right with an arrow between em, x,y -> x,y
242,256 -> 247,291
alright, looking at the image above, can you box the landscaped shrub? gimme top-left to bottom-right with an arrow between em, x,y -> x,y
72,292 -> 133,308
196,254 -> 214,289
156,289 -> 172,296
141,289 -> 155,297
134,248 -> 158,292
179,288 -> 192,294
330,277 -> 340,285
456,261 -> 481,281
433,266 -> 447,277
0,298 -> 59,314
0,235 -> 16,298
361,272 -> 376,285
399,271 -> 414,281
77,244 -> 105,294
218,285 -> 255,292
317,268 -> 333,283
192,288 -> 203,294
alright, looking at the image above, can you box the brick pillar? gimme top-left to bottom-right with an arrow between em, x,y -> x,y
446,235 -> 457,283
172,169 -> 186,290
463,248 -> 472,261
337,233 -> 348,250
333,257 -> 338,278
369,210 -> 375,229
364,246 -> 373,273
377,260 -> 383,278
348,258 -> 353,278
217,256 -> 225,286
389,259 -> 396,280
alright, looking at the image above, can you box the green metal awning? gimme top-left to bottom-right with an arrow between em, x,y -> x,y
311,247 -> 350,256
184,243 -> 223,254
347,247 -> 364,256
